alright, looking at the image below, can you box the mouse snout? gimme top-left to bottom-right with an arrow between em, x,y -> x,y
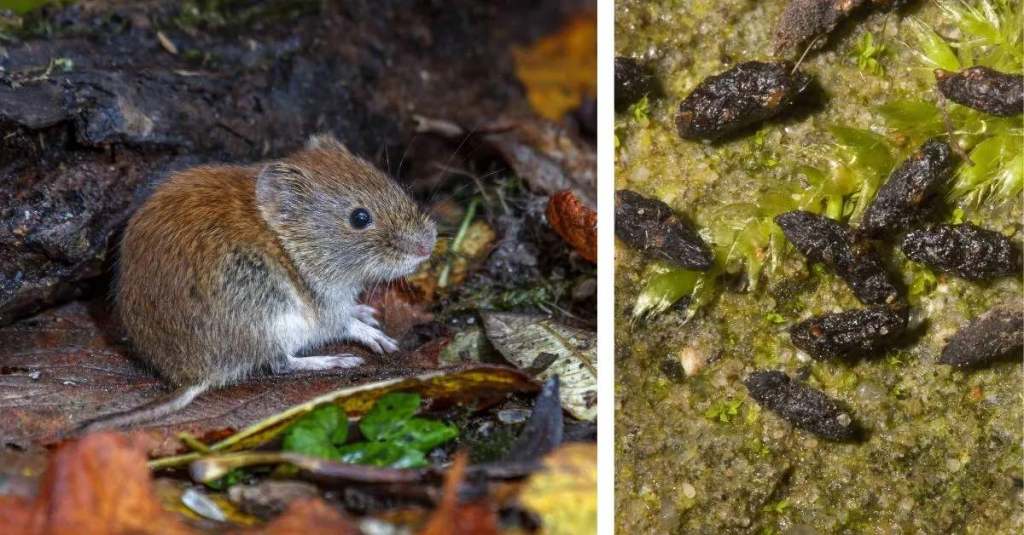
414,228 -> 437,257
413,240 -> 433,257
398,228 -> 436,258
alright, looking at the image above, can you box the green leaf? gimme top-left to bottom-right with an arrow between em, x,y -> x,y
337,442 -> 427,469
358,392 -> 422,441
330,423 -> 349,446
280,403 -> 346,460
306,404 -> 344,434
382,418 -> 460,451
281,423 -> 340,460
909,18 -> 961,71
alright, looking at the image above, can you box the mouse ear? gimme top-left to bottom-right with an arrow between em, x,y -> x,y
306,133 -> 348,153
256,163 -> 310,224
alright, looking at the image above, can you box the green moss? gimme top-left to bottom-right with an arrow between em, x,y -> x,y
616,1 -> 1022,533
851,32 -> 888,76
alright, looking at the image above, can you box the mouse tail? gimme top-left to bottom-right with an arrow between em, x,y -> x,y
73,382 -> 210,435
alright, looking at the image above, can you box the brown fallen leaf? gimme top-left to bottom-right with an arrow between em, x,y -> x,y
483,118 -> 596,207
546,190 -> 597,262
420,452 -> 499,535
513,13 -> 597,121
362,283 -> 434,341
0,433 -> 194,535
519,443 -> 597,535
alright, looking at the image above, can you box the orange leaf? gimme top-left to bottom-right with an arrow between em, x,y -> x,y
419,452 -> 499,535
546,190 -> 597,262
513,14 -> 597,120
0,433 -> 194,535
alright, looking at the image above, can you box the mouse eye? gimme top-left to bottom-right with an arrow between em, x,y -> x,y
349,208 -> 372,230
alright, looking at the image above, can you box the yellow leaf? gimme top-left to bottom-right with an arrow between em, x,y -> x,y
513,14 -> 597,120
520,443 -> 597,535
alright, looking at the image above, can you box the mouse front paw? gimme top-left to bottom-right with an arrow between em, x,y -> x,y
352,304 -> 381,328
348,321 -> 399,354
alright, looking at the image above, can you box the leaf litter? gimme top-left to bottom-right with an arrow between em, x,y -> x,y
0,7 -> 596,533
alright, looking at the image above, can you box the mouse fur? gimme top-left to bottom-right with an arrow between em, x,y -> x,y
79,134 -> 436,431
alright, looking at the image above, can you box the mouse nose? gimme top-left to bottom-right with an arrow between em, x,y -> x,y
415,242 -> 433,256
416,228 -> 437,257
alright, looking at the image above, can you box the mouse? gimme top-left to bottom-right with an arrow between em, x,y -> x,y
78,134 -> 437,431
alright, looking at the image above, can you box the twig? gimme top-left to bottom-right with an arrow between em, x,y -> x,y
178,432 -> 211,453
437,197 -> 480,288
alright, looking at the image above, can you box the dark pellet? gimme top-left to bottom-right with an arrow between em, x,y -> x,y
790,305 -> 908,360
940,305 -> 1023,368
676,61 -> 809,141
935,67 -> 1023,117
775,0 -> 909,56
775,210 -> 901,305
861,139 -> 956,237
901,223 -> 1021,281
615,190 -> 714,270
744,370 -> 862,441
615,56 -> 657,112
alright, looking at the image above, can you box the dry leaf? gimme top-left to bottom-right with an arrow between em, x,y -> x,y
482,118 -> 596,207
519,443 -> 597,535
513,14 -> 597,120
0,433 -> 193,535
481,312 -> 596,421
546,190 -> 597,262
362,283 -> 434,340
419,452 -> 499,535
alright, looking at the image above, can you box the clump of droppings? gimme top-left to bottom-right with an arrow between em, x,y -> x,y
861,139 -> 957,237
901,223 -> 1022,281
935,67 -> 1024,117
675,61 -> 809,141
775,210 -> 901,305
744,370 -> 863,441
789,305 -> 908,360
615,56 -> 658,112
774,0 -> 910,56
615,190 -> 714,270
940,305 -> 1024,368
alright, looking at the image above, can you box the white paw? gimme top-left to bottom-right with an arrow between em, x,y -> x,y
352,304 -> 381,327
349,321 -> 399,354
286,354 -> 364,371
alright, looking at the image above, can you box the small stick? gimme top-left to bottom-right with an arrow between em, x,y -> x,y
178,432 -> 211,453
437,197 -> 480,288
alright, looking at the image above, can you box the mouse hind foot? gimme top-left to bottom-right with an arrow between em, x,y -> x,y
283,354 -> 364,371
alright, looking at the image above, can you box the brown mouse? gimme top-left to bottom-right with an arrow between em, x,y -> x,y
79,134 -> 436,431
